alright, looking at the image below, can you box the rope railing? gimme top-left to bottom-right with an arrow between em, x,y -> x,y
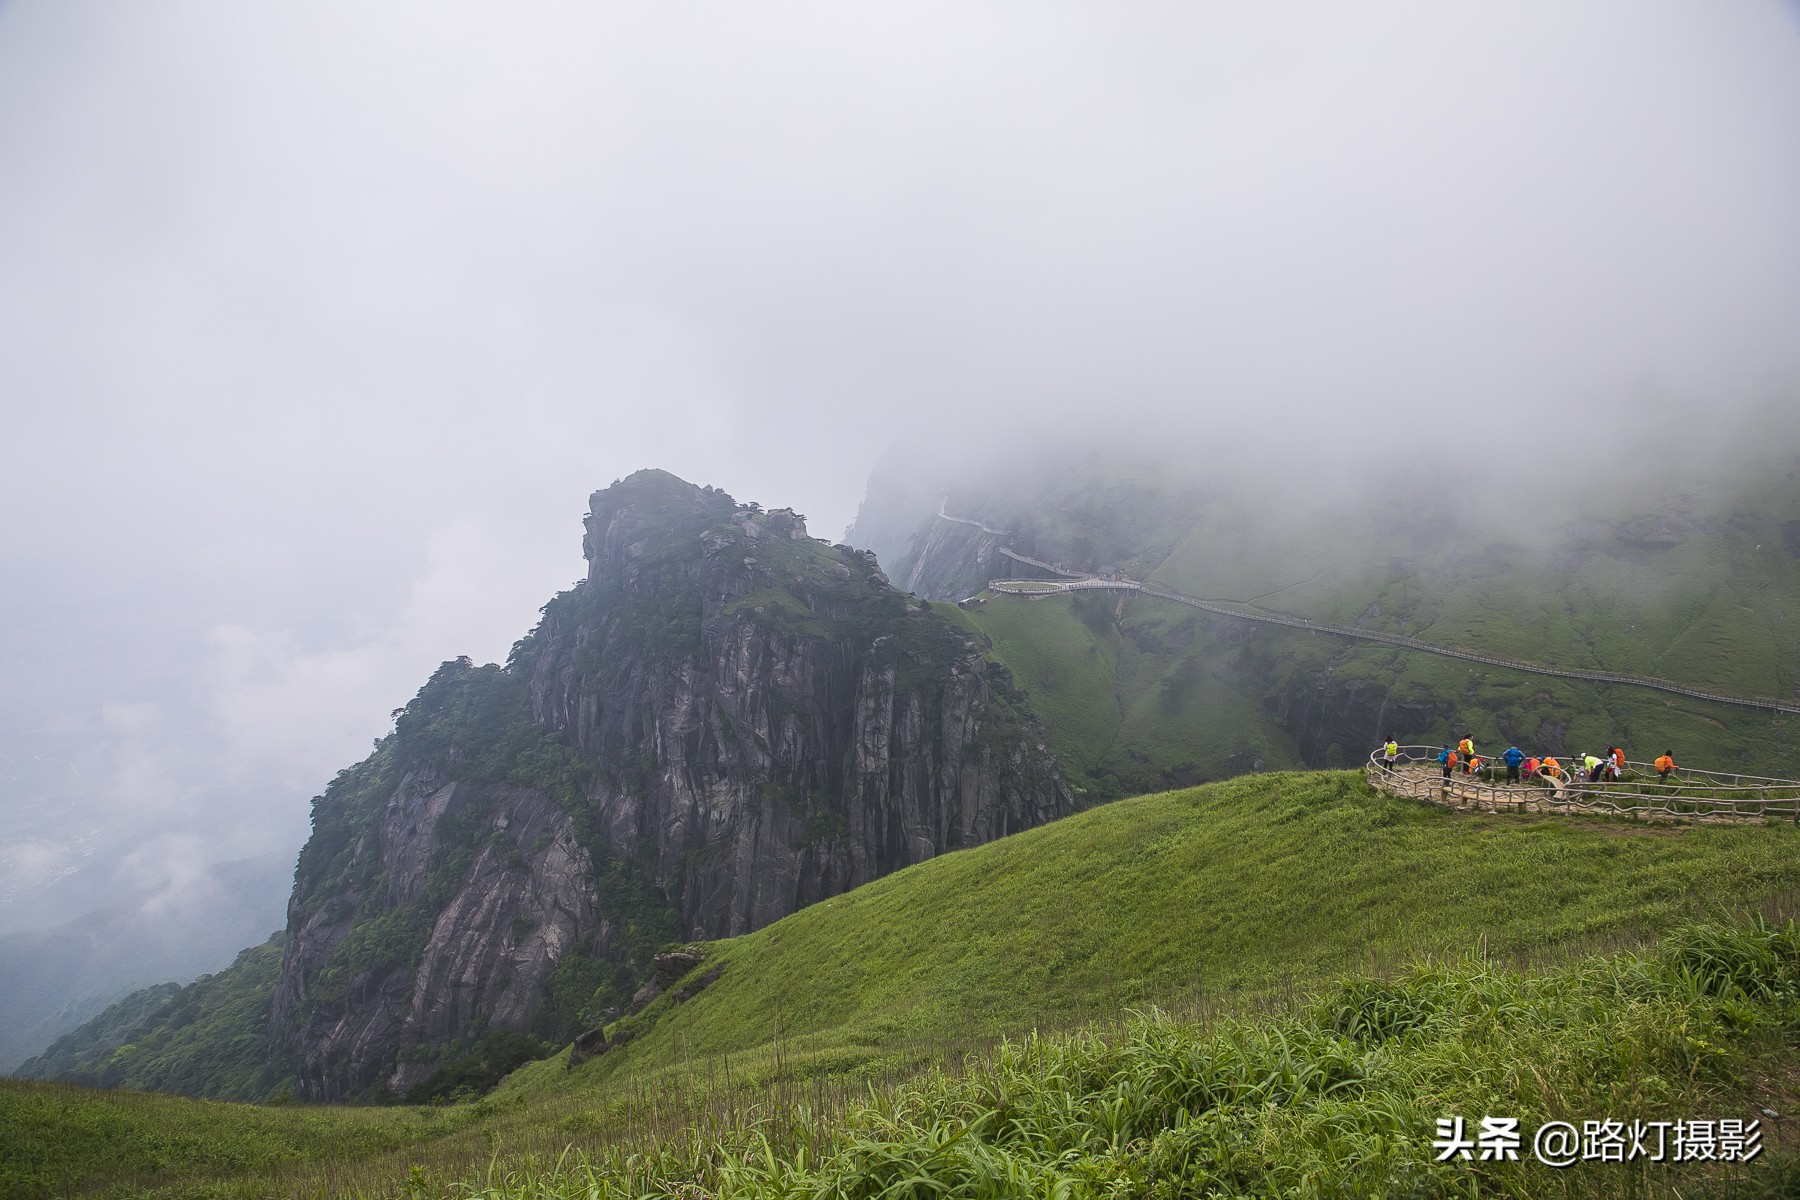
1363,746 -> 1800,825
986,575 -> 1800,717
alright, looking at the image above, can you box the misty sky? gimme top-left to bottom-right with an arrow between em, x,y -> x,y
4,2 -> 1800,933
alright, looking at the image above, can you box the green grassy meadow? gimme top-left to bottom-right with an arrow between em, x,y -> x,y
13,771 -> 1800,1197
430,921 -> 1800,1199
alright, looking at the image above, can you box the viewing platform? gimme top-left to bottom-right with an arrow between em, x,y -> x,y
1365,746 -> 1800,825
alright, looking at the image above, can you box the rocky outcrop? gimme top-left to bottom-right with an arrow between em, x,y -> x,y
269,469 -> 1075,1099
523,470 -> 1076,939
566,1025 -> 609,1069
1268,669 -> 1456,769
894,516 -> 1009,601
567,950 -> 723,1070
627,949 -> 707,1014
270,778 -> 603,1099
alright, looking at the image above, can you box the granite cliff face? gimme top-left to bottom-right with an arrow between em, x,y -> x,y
271,777 -> 604,1099
268,470 -> 1075,1099
522,470 -> 1074,938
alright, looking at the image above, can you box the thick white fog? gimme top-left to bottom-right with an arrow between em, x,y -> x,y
2,1 -> 1798,936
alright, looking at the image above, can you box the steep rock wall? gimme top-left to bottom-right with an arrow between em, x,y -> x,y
270,778 -> 602,1099
268,470 -> 1075,1099
523,472 -> 1075,938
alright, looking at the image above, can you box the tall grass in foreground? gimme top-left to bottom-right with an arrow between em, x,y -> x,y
440,919 -> 1800,1200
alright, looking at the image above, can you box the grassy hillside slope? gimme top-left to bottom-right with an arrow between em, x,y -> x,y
540,771 -> 1800,1088
13,770 -> 1800,1197
448,922 -> 1800,1198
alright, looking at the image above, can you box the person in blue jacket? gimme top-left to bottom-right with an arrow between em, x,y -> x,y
1436,744 -> 1452,780
1503,744 -> 1525,784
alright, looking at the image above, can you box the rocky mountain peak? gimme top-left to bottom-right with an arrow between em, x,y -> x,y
260,469 -> 1074,1099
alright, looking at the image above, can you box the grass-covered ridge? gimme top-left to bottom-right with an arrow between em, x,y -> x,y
11,770 -> 1800,1197
546,771 -> 1800,1083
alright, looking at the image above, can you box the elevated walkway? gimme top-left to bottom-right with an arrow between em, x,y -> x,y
997,547 -> 1086,578
1365,746 -> 1800,825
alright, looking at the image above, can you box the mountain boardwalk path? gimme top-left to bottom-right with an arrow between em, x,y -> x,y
1365,747 -> 1800,825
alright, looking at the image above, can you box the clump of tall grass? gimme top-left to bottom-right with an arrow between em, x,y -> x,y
439,918 -> 1799,1199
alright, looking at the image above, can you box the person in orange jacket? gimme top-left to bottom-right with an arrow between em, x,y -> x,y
1654,750 -> 1677,783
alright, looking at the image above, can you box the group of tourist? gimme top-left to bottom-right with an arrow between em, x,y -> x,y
1377,735 -> 1680,787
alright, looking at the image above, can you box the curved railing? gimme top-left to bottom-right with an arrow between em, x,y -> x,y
1363,746 -> 1800,825
987,575 -> 1800,718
